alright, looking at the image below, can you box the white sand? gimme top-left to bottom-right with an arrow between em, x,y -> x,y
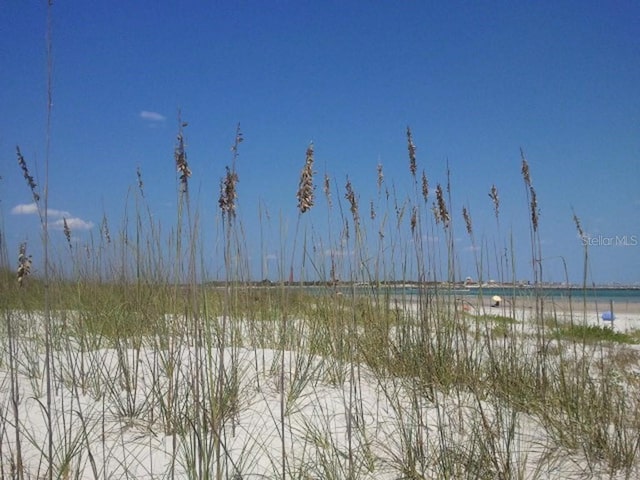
1,309 -> 638,479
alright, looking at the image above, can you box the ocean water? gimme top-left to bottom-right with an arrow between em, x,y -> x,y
302,284 -> 640,304
406,286 -> 640,304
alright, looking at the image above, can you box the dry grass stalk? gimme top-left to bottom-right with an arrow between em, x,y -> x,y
489,184 -> 499,220
343,218 -> 350,241
296,143 -> 315,214
370,200 -> 376,221
16,146 -> 40,202
17,242 -> 32,287
377,163 -> 384,191
231,123 -> 244,164
406,127 -> 417,177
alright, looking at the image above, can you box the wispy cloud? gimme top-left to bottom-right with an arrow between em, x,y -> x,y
11,203 -> 71,218
140,110 -> 166,122
11,203 -> 93,230
51,218 -> 94,231
11,203 -> 39,215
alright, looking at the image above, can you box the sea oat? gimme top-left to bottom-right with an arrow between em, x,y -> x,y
219,166 -> 239,220
462,206 -> 473,236
16,146 -> 40,202
219,126 -> 243,220
421,170 -> 429,202
520,149 -> 540,231
521,149 -> 531,188
136,166 -> 145,197
231,123 -> 244,165
101,214 -> 111,244
296,143 -> 315,214
410,206 -> 417,234
435,183 -> 450,227
377,163 -> 384,191
17,242 -> 32,287
63,217 -> 72,249
370,200 -> 376,221
489,184 -> 500,220
344,178 -> 359,225
432,202 -> 440,225
530,186 -> 539,232
174,122 -> 190,192
323,173 -> 332,208
407,127 -> 417,177
572,209 -> 584,238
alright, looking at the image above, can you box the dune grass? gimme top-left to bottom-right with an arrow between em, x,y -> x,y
3,100 -> 640,479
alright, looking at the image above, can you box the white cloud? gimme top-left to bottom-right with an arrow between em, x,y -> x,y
140,110 -> 166,122
49,208 -> 72,218
11,203 -> 39,215
11,203 -> 71,218
52,218 -> 94,231
12,203 -> 93,231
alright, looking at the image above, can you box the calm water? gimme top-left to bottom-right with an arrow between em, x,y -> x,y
298,285 -> 640,304
401,286 -> 640,303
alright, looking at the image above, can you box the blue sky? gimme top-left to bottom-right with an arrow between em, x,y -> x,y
1,1 -> 639,284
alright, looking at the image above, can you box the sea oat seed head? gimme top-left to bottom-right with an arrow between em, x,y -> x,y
435,183 -> 450,227
323,173 -> 332,208
572,209 -> 584,238
489,184 -> 500,220
219,166 -> 239,219
63,217 -> 72,249
421,170 -> 429,202
101,214 -> 111,244
520,149 -> 531,187
462,206 -> 473,236
410,207 -> 417,233
17,242 -> 32,287
530,186 -> 539,232
406,127 -> 417,177
16,146 -> 40,202
136,166 -> 144,197
174,129 -> 191,192
344,178 -> 359,225
296,143 -> 315,214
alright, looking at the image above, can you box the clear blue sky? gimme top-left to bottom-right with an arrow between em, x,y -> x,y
2,1 -> 639,284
